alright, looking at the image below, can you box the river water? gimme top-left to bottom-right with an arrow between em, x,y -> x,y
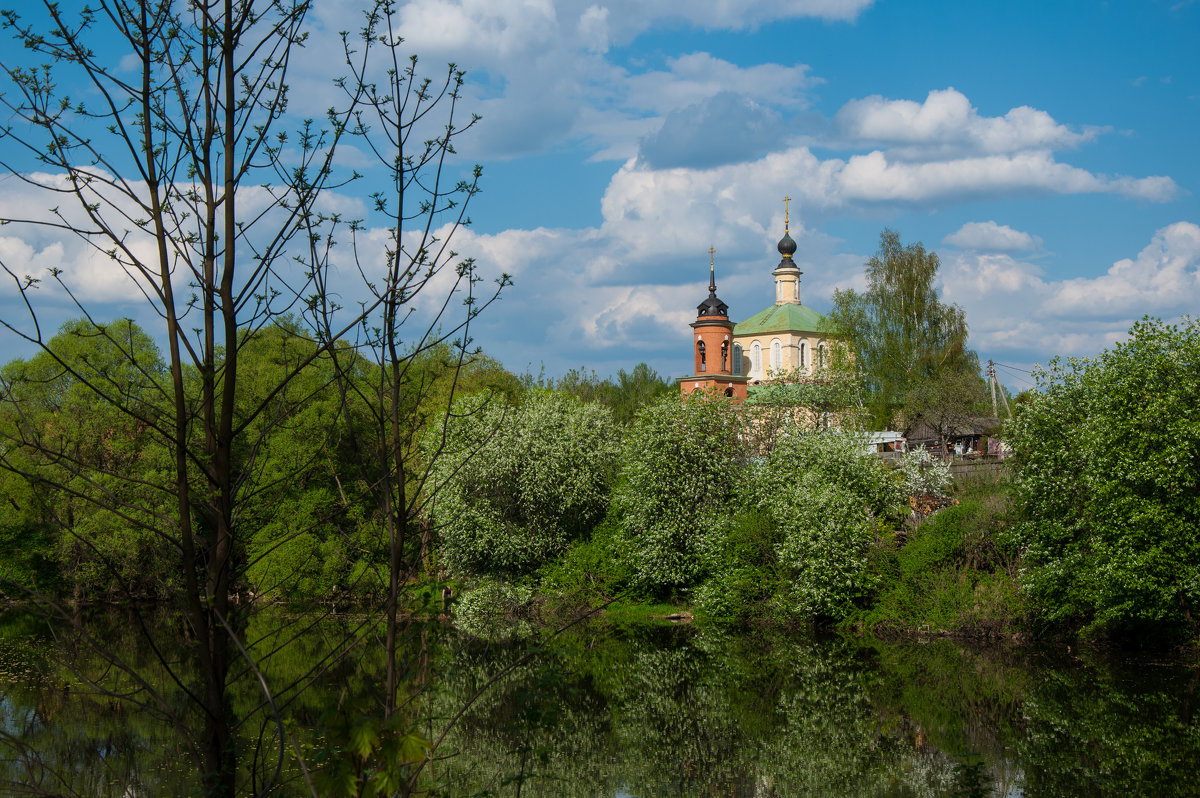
1,607 -> 1197,796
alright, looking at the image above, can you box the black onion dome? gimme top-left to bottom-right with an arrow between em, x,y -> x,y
697,290 -> 728,317
777,230 -> 797,258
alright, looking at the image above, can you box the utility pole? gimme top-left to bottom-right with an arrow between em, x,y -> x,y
988,360 -> 999,417
986,360 -> 1013,419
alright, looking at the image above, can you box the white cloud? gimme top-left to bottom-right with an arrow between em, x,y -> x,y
599,145 -> 1174,251
577,5 -> 610,52
298,3 -> 831,163
834,149 -> 1175,203
942,222 -> 1200,361
1048,221 -> 1200,318
393,0 -> 872,58
835,88 -> 1103,157
943,221 -> 1042,252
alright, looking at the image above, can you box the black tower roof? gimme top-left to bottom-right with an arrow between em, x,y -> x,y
697,248 -> 729,317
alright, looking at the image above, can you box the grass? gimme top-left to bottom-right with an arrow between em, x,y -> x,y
602,600 -> 686,625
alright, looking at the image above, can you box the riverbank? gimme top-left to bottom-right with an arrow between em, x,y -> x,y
453,479 -> 1197,654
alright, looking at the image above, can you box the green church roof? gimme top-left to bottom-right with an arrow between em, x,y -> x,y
733,303 -> 833,337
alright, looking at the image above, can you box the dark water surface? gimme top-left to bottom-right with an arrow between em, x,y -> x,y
1,607 -> 1197,796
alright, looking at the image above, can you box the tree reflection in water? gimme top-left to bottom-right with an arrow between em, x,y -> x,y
2,610 -> 1198,796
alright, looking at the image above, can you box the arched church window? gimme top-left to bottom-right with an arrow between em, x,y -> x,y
732,343 -> 743,376
799,341 -> 808,371
721,340 -> 728,372
751,342 -> 762,379
818,342 -> 827,370
697,340 -> 706,372
771,339 -> 782,373
723,387 -> 733,398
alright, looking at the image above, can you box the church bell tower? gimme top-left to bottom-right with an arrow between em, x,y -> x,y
680,248 -> 749,402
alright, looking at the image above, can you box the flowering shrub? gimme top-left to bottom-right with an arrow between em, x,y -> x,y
739,431 -> 908,619
612,394 -> 745,590
425,390 -> 619,577
897,446 -> 952,498
452,580 -> 535,638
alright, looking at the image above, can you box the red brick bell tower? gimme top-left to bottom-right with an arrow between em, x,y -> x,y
681,248 -> 749,402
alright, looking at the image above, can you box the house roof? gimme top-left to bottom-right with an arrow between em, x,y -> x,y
733,303 -> 831,337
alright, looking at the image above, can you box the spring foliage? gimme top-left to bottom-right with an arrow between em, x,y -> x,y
830,229 -> 980,428
612,394 -> 746,589
738,431 -> 908,618
427,390 -> 620,577
1008,317 -> 1200,638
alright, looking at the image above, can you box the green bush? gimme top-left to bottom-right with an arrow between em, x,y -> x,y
693,510 -> 781,624
858,489 -> 1026,638
427,390 -> 620,578
1008,317 -> 1200,641
612,394 -> 744,592
537,517 -> 636,604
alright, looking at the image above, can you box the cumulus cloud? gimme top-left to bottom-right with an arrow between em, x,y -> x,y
391,0 -> 873,58
834,150 -> 1175,203
942,222 -> 1200,362
299,3 -> 830,163
0,173 -> 164,304
1048,222 -> 1200,319
601,145 -> 1174,251
943,221 -> 1042,252
835,88 -> 1104,158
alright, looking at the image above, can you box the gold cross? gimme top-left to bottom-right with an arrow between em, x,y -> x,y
783,195 -> 791,232
709,246 -> 716,266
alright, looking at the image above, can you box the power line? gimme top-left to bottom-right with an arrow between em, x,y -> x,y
992,361 -> 1035,375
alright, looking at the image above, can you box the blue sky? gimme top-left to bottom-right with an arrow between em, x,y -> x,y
404,0 -> 1199,390
2,0 -> 1198,393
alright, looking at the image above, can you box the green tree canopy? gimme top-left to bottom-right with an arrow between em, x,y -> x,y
1008,317 -> 1200,641
548,362 -> 676,425
830,229 -> 982,428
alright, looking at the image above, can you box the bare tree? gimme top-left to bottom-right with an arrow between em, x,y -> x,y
0,0 -> 504,794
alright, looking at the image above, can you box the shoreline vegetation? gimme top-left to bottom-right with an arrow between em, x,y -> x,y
446,479 -> 1036,646
5,317 -> 1200,652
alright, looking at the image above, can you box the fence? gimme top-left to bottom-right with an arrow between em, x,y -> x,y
948,457 -> 1008,486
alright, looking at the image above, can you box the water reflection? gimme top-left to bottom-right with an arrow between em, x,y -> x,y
1,609 -> 1197,796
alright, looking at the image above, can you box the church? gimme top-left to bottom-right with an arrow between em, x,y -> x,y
681,201 -> 836,402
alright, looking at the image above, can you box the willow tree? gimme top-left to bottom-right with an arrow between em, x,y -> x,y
830,229 -> 981,430
0,1 -> 502,794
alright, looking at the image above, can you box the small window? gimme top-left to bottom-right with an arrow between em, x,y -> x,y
799,342 -> 807,371
732,343 -> 744,376
751,342 -> 762,379
698,340 -> 706,372
771,339 -> 782,372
